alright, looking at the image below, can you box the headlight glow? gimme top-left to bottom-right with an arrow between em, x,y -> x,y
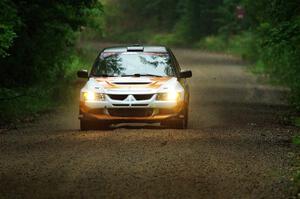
83,92 -> 105,101
157,92 -> 179,101
83,92 -> 95,101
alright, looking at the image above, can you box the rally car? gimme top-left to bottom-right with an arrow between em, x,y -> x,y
77,45 -> 192,130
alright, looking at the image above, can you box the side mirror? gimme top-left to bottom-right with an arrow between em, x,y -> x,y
179,70 -> 192,78
77,70 -> 89,78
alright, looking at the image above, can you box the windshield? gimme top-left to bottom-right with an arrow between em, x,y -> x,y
91,52 -> 176,77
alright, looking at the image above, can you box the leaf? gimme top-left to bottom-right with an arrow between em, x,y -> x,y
292,136 -> 300,146
295,117 -> 300,127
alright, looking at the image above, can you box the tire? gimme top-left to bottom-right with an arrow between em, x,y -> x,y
183,104 -> 189,129
80,120 -> 90,131
80,120 -> 110,131
161,106 -> 189,129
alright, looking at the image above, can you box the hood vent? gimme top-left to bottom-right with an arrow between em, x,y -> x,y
112,82 -> 151,85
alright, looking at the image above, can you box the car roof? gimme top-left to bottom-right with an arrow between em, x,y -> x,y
102,45 -> 168,53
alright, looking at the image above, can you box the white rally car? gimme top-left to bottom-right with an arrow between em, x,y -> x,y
77,45 -> 192,130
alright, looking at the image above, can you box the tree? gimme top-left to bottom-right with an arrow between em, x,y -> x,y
0,0 -> 102,86
0,0 -> 19,58
245,0 -> 300,108
175,0 -> 223,41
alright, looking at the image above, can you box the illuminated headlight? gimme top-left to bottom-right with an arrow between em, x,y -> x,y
83,92 -> 105,101
156,92 -> 179,101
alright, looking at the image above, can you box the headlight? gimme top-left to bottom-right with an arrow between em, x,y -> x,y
156,92 -> 179,101
83,92 -> 105,101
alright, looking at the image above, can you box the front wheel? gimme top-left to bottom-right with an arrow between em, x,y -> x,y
80,120 -> 110,131
161,106 -> 189,129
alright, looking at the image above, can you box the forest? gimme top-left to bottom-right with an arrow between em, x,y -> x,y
0,0 -> 299,122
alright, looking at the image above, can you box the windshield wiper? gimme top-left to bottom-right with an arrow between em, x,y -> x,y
121,73 -> 163,77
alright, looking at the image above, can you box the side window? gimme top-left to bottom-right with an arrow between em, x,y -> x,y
168,49 -> 181,77
91,50 -> 105,75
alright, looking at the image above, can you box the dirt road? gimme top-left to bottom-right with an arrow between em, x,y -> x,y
0,47 -> 298,198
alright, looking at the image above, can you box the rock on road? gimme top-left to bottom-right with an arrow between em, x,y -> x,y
0,47 -> 298,199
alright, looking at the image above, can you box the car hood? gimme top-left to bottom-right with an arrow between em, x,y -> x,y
83,76 -> 181,94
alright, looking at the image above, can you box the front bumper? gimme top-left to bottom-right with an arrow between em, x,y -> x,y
79,93 -> 185,122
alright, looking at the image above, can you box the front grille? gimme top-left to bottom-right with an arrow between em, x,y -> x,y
108,94 -> 154,101
108,94 -> 128,100
133,94 -> 154,100
132,104 -> 148,107
113,104 -> 130,107
108,108 -> 153,117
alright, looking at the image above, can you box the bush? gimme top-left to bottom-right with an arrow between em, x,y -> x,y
0,0 -> 19,58
0,87 -> 58,125
149,33 -> 185,46
257,19 -> 300,110
227,32 -> 259,61
195,35 -> 227,52
194,31 -> 259,61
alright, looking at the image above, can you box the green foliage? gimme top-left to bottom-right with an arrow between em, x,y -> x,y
0,87 -> 57,125
228,32 -> 259,61
195,36 -> 227,52
195,31 -> 259,62
217,0 -> 248,34
295,117 -> 300,127
207,0 -> 300,111
0,0 -> 103,124
102,0 -> 180,41
0,43 -> 94,125
247,0 -> 300,110
174,0 -> 223,41
107,30 -> 154,43
102,0 -> 224,42
0,0 -> 102,86
0,24 -> 16,58
0,0 -> 20,57
293,136 -> 300,145
150,33 -> 185,46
